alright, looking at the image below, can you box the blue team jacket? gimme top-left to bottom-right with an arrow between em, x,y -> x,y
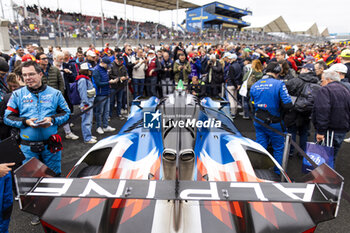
250,75 -> 292,118
4,85 -> 70,141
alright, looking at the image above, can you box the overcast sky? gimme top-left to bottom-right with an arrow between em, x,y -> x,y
1,0 -> 349,34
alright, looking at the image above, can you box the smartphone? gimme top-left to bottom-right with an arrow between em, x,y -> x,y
34,119 -> 53,127
35,119 -> 46,124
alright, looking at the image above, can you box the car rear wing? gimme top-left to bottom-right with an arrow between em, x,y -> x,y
14,158 -> 344,224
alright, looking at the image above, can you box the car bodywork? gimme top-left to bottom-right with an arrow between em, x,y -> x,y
15,89 -> 344,233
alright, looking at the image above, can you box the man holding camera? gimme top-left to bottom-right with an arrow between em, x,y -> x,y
188,53 -> 201,82
110,54 -> 129,120
131,48 -> 147,98
174,53 -> 191,85
205,54 -> 223,97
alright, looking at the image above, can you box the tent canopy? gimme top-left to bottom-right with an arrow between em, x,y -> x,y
320,27 -> 330,37
293,23 -> 320,36
107,0 -> 198,11
244,16 -> 291,33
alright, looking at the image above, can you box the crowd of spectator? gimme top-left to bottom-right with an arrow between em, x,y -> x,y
1,39 -> 350,229
9,4 -> 172,41
7,5 -> 320,44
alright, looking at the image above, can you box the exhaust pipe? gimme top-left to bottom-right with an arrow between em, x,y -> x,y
179,149 -> 195,180
162,149 -> 177,180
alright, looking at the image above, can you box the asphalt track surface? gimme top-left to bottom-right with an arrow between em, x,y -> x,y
9,108 -> 350,233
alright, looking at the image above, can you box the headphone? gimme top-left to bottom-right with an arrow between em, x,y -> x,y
272,64 -> 282,74
266,62 -> 282,74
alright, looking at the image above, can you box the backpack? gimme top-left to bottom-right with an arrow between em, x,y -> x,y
68,81 -> 81,105
247,70 -> 263,90
294,82 -> 321,112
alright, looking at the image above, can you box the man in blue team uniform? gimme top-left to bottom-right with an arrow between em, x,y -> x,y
4,61 -> 70,225
4,61 -> 70,176
250,62 -> 293,168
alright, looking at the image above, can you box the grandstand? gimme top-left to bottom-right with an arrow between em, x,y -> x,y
185,2 -> 252,33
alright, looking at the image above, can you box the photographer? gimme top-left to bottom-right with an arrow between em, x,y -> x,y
174,53 -> 191,84
205,54 -> 223,97
188,53 -> 202,82
110,54 -> 129,120
131,48 -> 147,98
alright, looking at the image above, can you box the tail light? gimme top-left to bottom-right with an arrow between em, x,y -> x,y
303,226 -> 316,233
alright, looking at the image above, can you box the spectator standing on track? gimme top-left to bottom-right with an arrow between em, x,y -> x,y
174,53 -> 191,85
159,51 -> 174,96
199,47 -> 210,75
313,70 -> 350,160
145,50 -> 161,97
226,54 -> 242,118
242,57 -> 252,76
53,52 -> 79,140
76,63 -> 97,144
285,63 -> 320,156
188,53 -> 201,81
86,50 -> 97,68
92,57 -> 116,135
109,54 -> 128,120
131,48 -> 147,98
241,59 -> 264,120
205,54 -> 223,97
36,52 -> 64,94
63,51 -> 78,78
123,45 -> 134,80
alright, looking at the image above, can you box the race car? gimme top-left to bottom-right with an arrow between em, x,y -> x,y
15,83 -> 343,233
